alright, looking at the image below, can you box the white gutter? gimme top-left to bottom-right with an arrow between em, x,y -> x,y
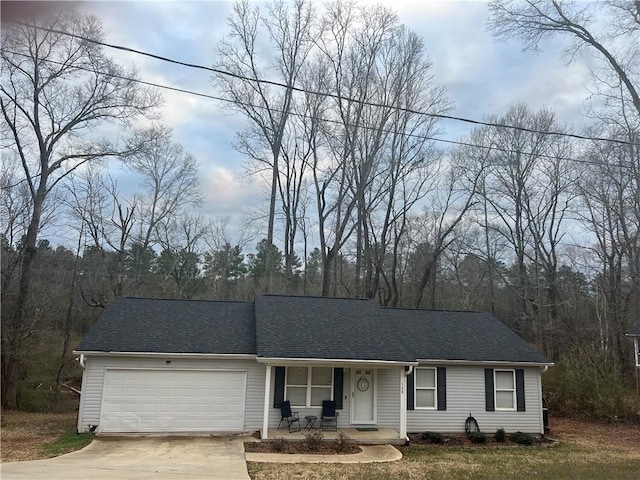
256,357 -> 417,367
416,359 -> 554,367
73,351 -> 257,360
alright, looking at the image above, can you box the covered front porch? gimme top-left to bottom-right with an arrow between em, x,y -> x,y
260,360 -> 416,442
265,426 -> 405,445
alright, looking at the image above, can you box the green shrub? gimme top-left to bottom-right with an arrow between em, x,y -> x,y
420,431 -> 445,444
494,428 -> 506,443
304,431 -> 323,451
467,431 -> 487,443
334,432 -> 350,452
510,431 -> 534,445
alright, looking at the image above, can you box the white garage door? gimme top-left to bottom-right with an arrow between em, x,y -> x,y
100,369 -> 246,433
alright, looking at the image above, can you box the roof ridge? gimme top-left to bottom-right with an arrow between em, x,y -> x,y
257,293 -> 372,301
380,306 -> 486,314
122,296 -> 251,304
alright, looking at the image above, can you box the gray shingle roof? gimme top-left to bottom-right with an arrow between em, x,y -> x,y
382,308 -> 550,364
76,295 -> 551,364
75,297 -> 256,354
255,295 -> 412,362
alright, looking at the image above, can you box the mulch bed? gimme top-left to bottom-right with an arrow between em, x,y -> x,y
245,439 -> 361,455
406,432 -> 553,448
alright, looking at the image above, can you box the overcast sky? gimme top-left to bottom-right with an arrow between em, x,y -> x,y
74,0 -> 593,244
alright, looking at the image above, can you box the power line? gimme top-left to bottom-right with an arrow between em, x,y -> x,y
2,48 -> 632,170
14,21 -> 640,148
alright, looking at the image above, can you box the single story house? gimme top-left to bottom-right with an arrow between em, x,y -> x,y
74,294 -> 552,438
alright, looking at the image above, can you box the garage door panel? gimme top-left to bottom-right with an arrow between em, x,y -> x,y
101,369 -> 246,433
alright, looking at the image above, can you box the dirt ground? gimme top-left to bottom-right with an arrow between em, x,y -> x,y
1,411 -> 78,462
550,416 -> 640,453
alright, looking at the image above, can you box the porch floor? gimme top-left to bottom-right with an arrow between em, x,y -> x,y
266,427 -> 404,445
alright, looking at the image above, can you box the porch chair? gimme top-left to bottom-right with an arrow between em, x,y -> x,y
277,400 -> 301,433
321,400 -> 338,431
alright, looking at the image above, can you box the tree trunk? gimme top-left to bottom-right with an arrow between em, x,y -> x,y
2,176 -> 47,408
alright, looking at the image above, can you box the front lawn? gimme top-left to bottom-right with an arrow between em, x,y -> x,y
1,410 -> 92,462
247,418 -> 640,480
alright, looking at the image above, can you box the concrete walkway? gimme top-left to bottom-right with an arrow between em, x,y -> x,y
245,444 -> 402,464
1,436 -> 251,480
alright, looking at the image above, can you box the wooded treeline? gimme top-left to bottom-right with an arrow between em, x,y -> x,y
2,1 -> 639,417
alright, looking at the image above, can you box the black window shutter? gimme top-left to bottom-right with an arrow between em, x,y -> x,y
273,366 -> 285,408
407,368 -> 415,410
437,367 -> 447,411
515,369 -> 526,411
333,368 -> 344,409
485,368 -> 495,411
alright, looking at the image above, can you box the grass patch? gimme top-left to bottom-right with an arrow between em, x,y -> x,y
41,431 -> 92,457
247,418 -> 640,480
247,445 -> 640,480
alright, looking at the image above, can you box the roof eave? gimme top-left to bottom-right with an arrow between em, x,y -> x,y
257,356 -> 417,367
73,350 -> 258,360
416,358 -> 554,367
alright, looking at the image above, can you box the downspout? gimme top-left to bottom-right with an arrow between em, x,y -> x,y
78,354 -> 85,368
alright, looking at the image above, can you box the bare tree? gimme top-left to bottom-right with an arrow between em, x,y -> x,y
0,8 -> 158,408
0,158 -> 32,294
361,26 -> 449,301
126,126 -> 201,252
215,0 -> 315,291
488,0 -> 640,119
311,1 -> 450,297
579,128 -> 639,371
410,161 -> 481,308
65,166 -> 137,303
155,214 -> 208,299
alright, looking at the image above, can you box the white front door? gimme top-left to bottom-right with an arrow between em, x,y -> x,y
351,368 -> 376,424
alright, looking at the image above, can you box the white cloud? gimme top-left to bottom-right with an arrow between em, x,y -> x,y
74,0 -> 597,234
202,165 -> 262,215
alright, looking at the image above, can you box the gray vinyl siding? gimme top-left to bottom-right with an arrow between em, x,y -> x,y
376,368 -> 401,427
407,365 -> 544,434
77,356 -> 265,433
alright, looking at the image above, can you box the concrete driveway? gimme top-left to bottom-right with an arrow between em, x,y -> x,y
1,436 -> 251,480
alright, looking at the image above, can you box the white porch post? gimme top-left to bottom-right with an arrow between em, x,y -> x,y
262,364 -> 272,440
400,368 -> 407,439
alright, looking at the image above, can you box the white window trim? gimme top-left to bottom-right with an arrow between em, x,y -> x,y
494,369 -> 516,411
285,367 -> 333,408
414,367 -> 437,410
